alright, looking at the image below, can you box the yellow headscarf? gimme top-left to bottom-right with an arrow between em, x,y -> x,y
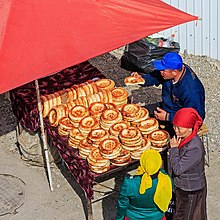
136,149 -> 172,212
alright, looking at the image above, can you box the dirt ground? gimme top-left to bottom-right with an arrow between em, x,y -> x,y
1,134 -> 220,220
0,51 -> 220,220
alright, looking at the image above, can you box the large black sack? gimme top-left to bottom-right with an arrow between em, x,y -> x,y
120,38 -> 180,73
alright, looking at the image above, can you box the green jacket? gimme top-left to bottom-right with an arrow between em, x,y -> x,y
116,170 -> 169,220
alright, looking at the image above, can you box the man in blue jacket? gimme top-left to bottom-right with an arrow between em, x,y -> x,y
133,52 -> 205,135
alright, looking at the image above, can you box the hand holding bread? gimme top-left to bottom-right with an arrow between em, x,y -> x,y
124,72 -> 145,86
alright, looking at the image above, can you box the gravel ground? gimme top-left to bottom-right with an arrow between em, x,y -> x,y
0,48 -> 220,219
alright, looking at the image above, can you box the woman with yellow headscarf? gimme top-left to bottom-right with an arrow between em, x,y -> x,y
116,149 -> 172,220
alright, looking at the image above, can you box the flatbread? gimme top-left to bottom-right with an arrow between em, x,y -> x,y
124,76 -> 145,86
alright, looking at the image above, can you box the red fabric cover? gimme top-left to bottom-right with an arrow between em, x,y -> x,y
45,120 -> 95,200
173,108 -> 203,149
45,117 -> 138,200
9,61 -> 141,200
9,61 -> 103,131
0,0 -> 198,94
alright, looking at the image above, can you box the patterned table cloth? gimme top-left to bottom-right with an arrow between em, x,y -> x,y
9,61 -> 141,199
10,61 -> 103,132
10,61 -> 105,199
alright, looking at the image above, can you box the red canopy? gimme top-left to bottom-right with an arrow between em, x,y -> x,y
0,0 -> 198,94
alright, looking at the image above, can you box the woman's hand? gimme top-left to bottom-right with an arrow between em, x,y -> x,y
170,135 -> 181,148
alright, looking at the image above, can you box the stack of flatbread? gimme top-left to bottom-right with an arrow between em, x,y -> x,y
58,117 -> 75,137
119,127 -> 143,151
100,109 -> 122,130
111,87 -> 128,109
148,130 -> 170,152
137,118 -> 159,137
87,148 -> 111,174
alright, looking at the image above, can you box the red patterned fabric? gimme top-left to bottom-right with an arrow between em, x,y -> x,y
45,120 -> 139,199
45,121 -> 95,199
9,61 -> 139,199
10,61 -> 103,132
9,61 -> 105,199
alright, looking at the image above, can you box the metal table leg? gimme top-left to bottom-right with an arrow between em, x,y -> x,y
87,197 -> 93,220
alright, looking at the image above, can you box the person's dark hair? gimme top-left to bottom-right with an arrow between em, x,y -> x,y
150,170 -> 159,179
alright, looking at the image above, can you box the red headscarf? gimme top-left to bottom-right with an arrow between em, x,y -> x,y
173,108 -> 203,149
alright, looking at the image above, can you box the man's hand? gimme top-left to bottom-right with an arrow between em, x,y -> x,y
131,72 -> 141,77
128,72 -> 145,86
154,107 -> 167,121
170,135 -> 181,148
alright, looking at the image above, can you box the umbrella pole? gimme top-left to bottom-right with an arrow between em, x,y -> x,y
35,80 -> 53,191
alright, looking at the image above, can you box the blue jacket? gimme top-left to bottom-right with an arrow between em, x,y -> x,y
142,64 -> 205,121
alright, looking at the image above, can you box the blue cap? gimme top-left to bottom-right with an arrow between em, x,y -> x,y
153,52 -> 183,70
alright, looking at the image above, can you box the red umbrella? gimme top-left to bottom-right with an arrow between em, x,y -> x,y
0,0 -> 198,94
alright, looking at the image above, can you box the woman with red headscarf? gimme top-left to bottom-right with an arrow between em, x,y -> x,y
169,107 -> 207,220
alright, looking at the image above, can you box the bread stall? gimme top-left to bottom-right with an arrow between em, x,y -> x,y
9,60 -> 170,219
1,2 -> 199,220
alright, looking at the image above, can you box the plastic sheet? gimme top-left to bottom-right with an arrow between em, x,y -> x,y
120,38 -> 180,73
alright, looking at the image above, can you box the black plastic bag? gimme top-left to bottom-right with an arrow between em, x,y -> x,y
120,38 -> 180,73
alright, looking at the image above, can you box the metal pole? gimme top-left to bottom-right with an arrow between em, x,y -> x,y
35,80 -> 53,191
87,198 -> 93,220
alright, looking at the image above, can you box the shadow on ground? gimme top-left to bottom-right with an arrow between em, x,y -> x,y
101,163 -> 139,220
0,94 -> 17,137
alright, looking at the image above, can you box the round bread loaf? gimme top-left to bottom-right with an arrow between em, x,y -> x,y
48,104 -> 68,127
58,116 -> 75,136
111,149 -> 131,166
111,87 -> 128,102
109,121 -> 130,136
41,95 -> 50,118
121,103 -> 141,122
99,138 -> 122,159
132,107 -> 149,124
137,117 -> 159,135
79,139 -> 96,154
119,126 -> 142,142
69,105 -> 89,126
89,102 -> 106,118
88,161 -> 110,174
130,138 -> 151,160
79,116 -> 99,135
87,148 -> 110,166
87,128 -> 109,147
124,76 -> 145,86
148,129 -> 169,148
95,79 -> 115,91
100,109 -> 122,130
